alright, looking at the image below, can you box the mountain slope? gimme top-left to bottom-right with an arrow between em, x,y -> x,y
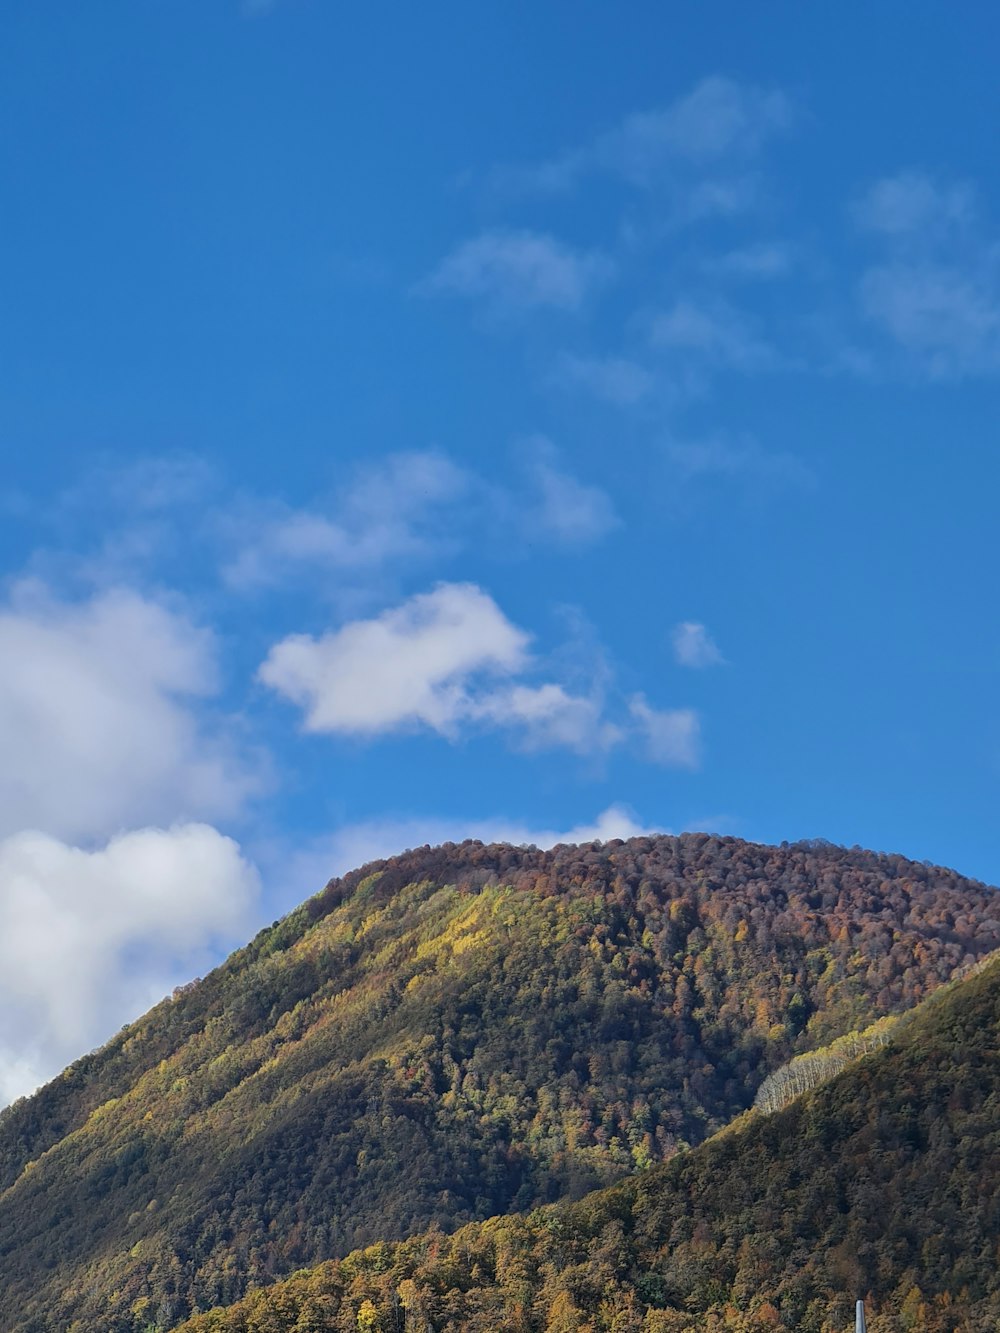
0,835 -> 997,1331
173,952 -> 1000,1333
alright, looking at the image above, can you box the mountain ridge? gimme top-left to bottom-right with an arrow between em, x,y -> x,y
0,833 -> 997,1331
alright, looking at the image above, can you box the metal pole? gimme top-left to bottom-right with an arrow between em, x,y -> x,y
856,1299 -> 867,1333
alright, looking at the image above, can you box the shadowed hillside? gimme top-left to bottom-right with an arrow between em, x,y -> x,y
0,834 -> 996,1331
173,953 -> 1000,1333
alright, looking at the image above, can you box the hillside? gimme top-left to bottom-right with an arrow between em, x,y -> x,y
171,951 -> 1000,1333
0,835 -> 997,1331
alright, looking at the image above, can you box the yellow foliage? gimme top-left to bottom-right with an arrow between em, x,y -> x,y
546,1288 -> 591,1331
356,1297 -> 379,1330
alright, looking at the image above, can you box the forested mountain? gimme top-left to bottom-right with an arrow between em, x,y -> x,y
172,951 -> 1000,1333
0,835 -> 997,1331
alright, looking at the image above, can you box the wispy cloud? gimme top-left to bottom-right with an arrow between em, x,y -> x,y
418,229 -> 612,315
854,172 -> 976,239
708,242 -> 793,281
629,695 -> 701,769
651,297 -> 781,373
855,172 -> 1000,379
669,175 -> 770,226
593,77 -> 792,179
18,444 -> 619,607
551,269 -> 792,414
860,267 -> 1000,378
520,438 -> 620,546
672,622 -> 724,668
552,353 -> 655,406
223,442 -> 617,593
435,78 -> 802,409
11,454 -> 222,591
221,450 -> 469,591
498,76 -> 792,196
665,436 -> 815,491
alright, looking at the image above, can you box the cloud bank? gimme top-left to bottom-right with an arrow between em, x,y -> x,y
0,581 -> 264,1103
0,824 -> 259,1103
0,583 -> 258,842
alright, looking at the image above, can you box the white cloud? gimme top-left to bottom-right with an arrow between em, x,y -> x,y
672,622 -> 724,668
261,583 -> 703,763
0,823 -> 259,1103
0,583 -> 258,843
855,172 -> 1000,378
293,803 -> 662,885
259,582 -> 622,753
260,582 -> 532,739
629,695 -> 701,769
471,683 -> 620,754
0,581 -> 265,1101
561,804 -> 659,843
553,353 -> 655,406
419,229 -> 611,314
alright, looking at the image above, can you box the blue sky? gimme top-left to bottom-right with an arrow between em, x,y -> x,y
2,1 -> 1000,1098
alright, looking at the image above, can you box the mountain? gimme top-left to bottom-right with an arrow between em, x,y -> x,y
170,950 -> 1000,1333
0,835 -> 997,1331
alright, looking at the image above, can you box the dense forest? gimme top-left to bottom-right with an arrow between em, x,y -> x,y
170,952 -> 1000,1333
0,835 -> 997,1331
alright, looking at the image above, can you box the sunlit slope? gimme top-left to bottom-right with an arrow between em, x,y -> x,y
174,954 -> 1000,1333
0,835 -> 996,1331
